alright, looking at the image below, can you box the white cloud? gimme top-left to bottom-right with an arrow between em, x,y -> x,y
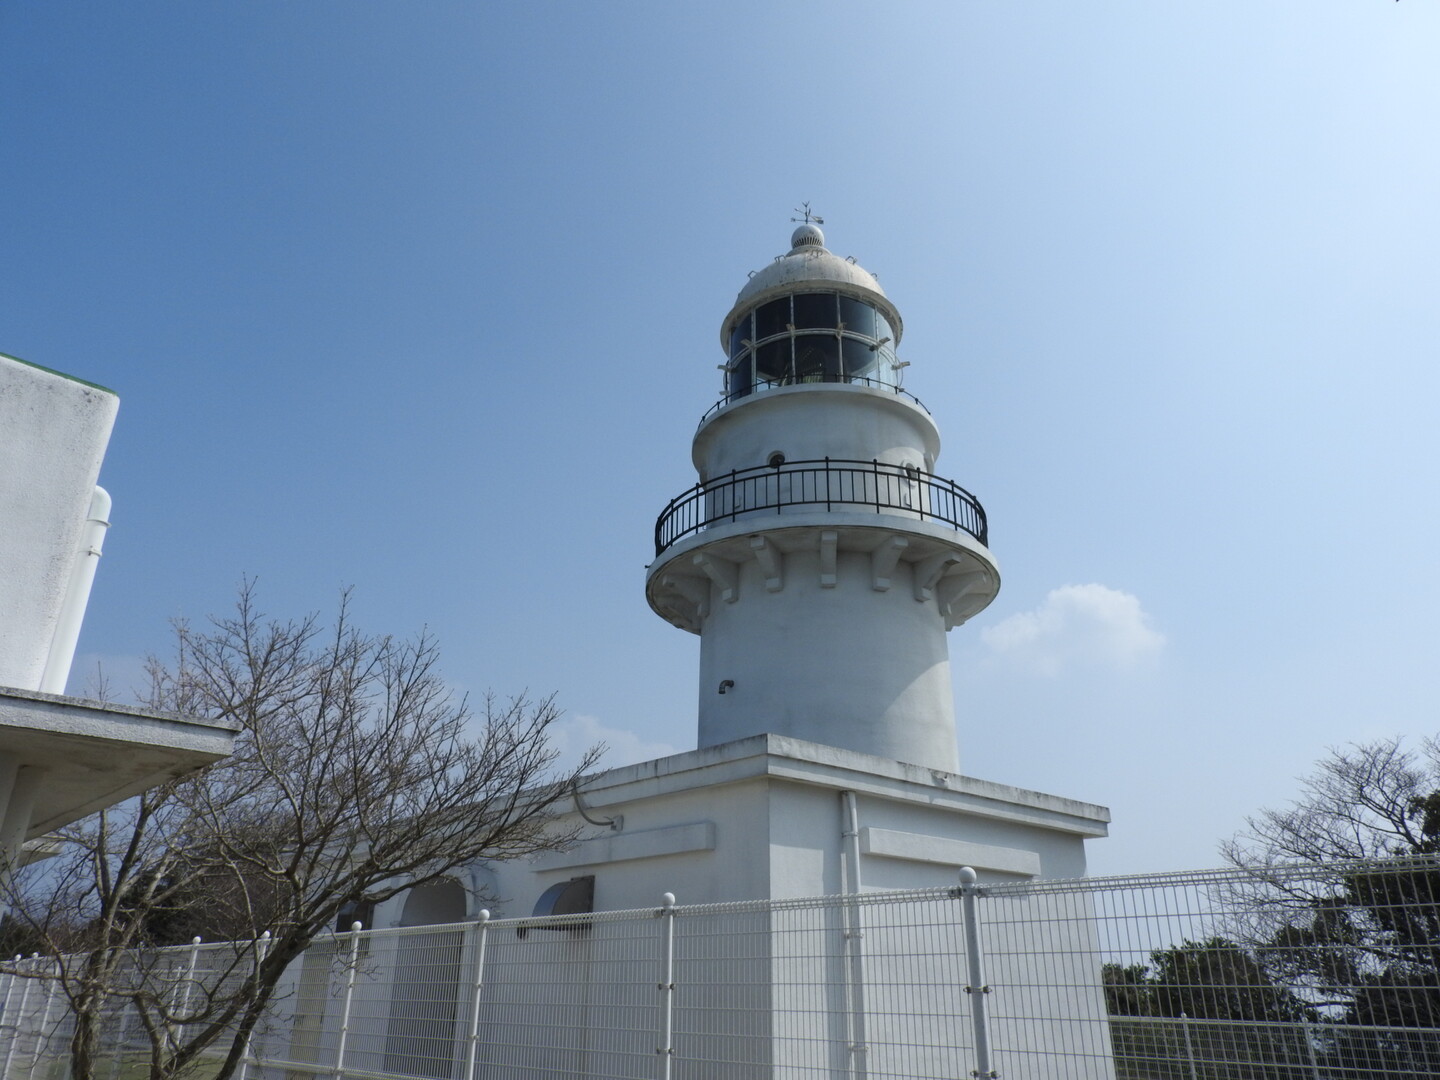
548,713 -> 679,773
980,584 -> 1165,677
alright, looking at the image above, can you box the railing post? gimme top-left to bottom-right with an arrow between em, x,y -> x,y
332,922 -> 364,1080
957,868 -> 996,1080
872,459 -> 880,513
0,957 -> 19,1076
169,936 -> 203,1054
841,792 -> 869,1080
0,956 -> 27,1080
1179,1013 -> 1198,1080
654,496 -> 670,556
24,961 -> 59,1080
462,910 -> 491,1080
234,931 -> 270,1080
825,458 -> 832,511
656,892 -> 677,1080
1303,1019 -> 1322,1080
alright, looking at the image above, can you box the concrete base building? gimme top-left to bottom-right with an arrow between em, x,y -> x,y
462,735 -> 1107,921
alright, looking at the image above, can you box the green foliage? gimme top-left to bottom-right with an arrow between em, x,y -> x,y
1104,938 -> 1317,1080
0,913 -> 45,960
1214,737 -> 1440,1078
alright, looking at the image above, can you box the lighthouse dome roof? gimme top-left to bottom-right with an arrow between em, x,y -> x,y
722,225 -> 902,347
734,225 -> 889,305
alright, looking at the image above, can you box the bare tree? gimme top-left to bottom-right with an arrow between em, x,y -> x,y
4,584 -> 599,1080
1222,738 -> 1440,1076
1223,737 -> 1440,867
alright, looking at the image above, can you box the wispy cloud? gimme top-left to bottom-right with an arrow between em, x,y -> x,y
980,584 -> 1165,677
548,713 -> 679,773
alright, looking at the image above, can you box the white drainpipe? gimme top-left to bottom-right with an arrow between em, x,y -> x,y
841,790 -> 869,1080
40,486 -> 111,695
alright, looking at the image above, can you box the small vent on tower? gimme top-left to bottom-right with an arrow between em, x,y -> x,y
790,224 -> 825,250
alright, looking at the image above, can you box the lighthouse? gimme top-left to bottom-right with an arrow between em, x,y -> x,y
646,222 -> 999,772
362,220 -> 1114,1080
379,219 -> 1108,929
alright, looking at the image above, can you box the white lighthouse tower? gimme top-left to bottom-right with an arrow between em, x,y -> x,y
366,222 -> 1115,1080
646,221 -> 998,772
385,220 -> 1109,928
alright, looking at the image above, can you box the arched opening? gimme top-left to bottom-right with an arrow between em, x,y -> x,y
384,879 -> 468,1077
399,879 -> 468,926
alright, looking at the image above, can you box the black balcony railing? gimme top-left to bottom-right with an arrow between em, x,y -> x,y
697,374 -> 931,428
654,458 -> 988,557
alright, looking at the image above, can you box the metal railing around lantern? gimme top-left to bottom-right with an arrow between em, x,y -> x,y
697,374 -> 932,427
653,457 -> 988,557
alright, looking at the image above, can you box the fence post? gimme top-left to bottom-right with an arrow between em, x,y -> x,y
105,1000 -> 132,1080
1303,1019 -> 1322,1080
841,791 -> 869,1080
656,892 -> 676,1080
234,931 -> 271,1080
1179,1013 -> 1198,1080
462,910 -> 491,1080
957,868 -> 995,1080
169,936 -> 203,1054
0,956 -> 19,1076
24,961 -> 59,1080
177,936 -> 202,1018
0,956 -> 26,1080
1301,1025 -> 1319,1080
332,922 -> 364,1080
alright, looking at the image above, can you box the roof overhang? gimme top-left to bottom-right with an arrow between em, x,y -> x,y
0,686 -> 237,837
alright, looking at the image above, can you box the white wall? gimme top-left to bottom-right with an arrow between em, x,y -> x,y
697,544 -> 960,770
692,383 -> 941,479
0,354 -> 117,691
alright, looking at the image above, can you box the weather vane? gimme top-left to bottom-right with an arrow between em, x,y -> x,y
791,202 -> 824,226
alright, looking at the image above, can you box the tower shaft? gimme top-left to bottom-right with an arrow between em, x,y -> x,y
646,225 -> 999,771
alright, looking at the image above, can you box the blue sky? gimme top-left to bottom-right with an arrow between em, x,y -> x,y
3,2 -> 1437,877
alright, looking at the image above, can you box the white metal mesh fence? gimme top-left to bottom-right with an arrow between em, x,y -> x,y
976,860 -> 1440,1080
2,857 -> 1437,1079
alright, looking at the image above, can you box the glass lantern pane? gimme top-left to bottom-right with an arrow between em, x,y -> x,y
793,335 -> 840,382
729,314 -> 751,359
876,312 -> 895,346
839,296 -> 876,339
755,297 -> 790,340
792,292 -> 837,330
728,354 -> 753,398
755,339 -> 791,385
842,338 -> 882,381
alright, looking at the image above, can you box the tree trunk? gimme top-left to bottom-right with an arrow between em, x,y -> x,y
69,993 -> 103,1080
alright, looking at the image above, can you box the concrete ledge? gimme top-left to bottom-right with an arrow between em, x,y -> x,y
860,826 -> 1041,877
0,685 -> 236,836
571,734 -> 1110,839
532,822 -> 717,871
